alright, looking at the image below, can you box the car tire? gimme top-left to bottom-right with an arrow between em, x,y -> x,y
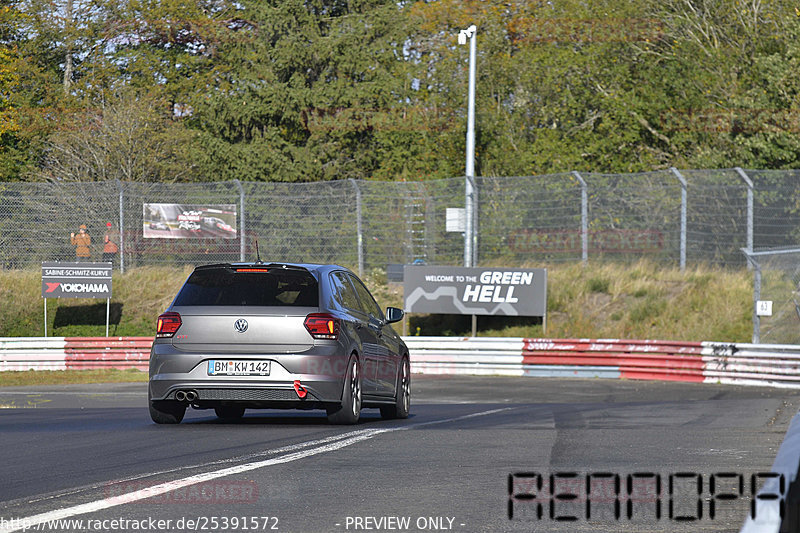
380,357 -> 410,420
149,400 -> 186,424
215,405 -> 246,421
327,356 -> 361,425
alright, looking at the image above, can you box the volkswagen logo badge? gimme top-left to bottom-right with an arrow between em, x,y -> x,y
234,319 -> 248,333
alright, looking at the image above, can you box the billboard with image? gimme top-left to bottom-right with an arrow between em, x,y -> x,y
143,204 -> 237,239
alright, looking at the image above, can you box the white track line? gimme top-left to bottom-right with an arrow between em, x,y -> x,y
23,428 -> 400,506
0,407 -> 512,533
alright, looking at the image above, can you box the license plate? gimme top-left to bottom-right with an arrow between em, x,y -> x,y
207,360 -> 271,376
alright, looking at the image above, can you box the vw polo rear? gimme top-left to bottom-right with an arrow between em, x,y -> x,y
149,264 -> 354,422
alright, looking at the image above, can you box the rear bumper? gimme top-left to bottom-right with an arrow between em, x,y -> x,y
148,343 -> 346,403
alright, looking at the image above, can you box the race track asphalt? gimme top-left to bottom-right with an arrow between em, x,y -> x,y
1,376 -> 798,533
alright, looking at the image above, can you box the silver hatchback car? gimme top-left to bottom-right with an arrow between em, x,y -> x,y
149,262 -> 410,425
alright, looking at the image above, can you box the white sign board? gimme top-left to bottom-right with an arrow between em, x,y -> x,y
446,208 -> 466,232
757,300 -> 773,317
42,262 -> 112,299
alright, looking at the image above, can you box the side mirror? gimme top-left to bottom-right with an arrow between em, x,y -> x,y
385,307 -> 404,324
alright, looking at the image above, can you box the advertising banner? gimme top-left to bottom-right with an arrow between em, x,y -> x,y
404,266 -> 546,317
143,204 -> 237,239
41,262 -> 112,299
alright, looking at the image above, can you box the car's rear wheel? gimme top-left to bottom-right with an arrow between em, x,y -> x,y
380,356 -> 410,420
215,405 -> 246,421
327,356 -> 361,425
149,399 -> 186,424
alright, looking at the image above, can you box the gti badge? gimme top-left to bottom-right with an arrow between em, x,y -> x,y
234,319 -> 248,333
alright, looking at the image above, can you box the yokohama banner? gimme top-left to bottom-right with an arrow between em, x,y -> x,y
41,262 -> 112,299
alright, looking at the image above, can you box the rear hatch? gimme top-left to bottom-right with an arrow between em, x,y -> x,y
168,265 -> 319,354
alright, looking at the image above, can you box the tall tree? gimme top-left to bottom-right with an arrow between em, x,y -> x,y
33,91 -> 199,182
0,0 -> 26,180
187,0 -> 415,182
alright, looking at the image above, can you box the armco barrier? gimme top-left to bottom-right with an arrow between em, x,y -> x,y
404,336 -> 800,388
64,337 -> 152,371
2,336 -> 800,388
0,337 -> 152,371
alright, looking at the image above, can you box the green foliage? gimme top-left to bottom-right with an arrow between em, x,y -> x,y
4,0 -> 800,181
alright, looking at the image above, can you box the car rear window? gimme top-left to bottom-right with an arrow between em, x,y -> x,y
173,268 -> 318,307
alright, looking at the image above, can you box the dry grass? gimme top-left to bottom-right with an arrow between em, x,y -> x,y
502,259 -> 752,341
0,260 -> 753,342
0,266 -> 192,337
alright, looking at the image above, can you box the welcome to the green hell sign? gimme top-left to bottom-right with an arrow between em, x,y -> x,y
405,266 -> 546,317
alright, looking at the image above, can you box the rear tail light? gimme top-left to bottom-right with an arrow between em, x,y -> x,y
156,312 -> 182,338
304,313 -> 339,340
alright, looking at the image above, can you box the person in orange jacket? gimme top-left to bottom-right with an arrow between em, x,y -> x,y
70,224 -> 91,261
103,222 -> 119,264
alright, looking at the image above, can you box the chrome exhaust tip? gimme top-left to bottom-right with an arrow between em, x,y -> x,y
185,390 -> 197,402
175,390 -> 187,402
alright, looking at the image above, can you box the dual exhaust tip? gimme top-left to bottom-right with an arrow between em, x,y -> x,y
175,390 -> 197,402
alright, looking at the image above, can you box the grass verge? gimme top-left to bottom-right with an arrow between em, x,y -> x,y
0,368 -> 148,387
0,259 -> 755,342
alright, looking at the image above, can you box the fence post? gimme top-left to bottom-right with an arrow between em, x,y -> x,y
349,179 -> 364,276
735,167 -> 754,267
572,171 -> 588,265
671,167 -> 687,271
234,180 -> 245,262
741,249 -> 761,343
116,180 -> 125,274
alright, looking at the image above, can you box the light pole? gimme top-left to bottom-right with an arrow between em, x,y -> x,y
458,24 -> 476,268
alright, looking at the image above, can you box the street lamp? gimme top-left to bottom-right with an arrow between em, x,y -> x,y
458,24 -> 477,268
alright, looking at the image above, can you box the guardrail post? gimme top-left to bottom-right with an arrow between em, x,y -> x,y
349,179 -> 364,276
116,180 -> 125,274
671,168 -> 687,272
753,261 -> 761,344
572,171 -> 588,265
234,180 -> 245,262
735,168 -> 754,269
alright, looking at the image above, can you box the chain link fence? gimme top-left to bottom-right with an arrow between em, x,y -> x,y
0,169 -> 797,275
742,248 -> 800,344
